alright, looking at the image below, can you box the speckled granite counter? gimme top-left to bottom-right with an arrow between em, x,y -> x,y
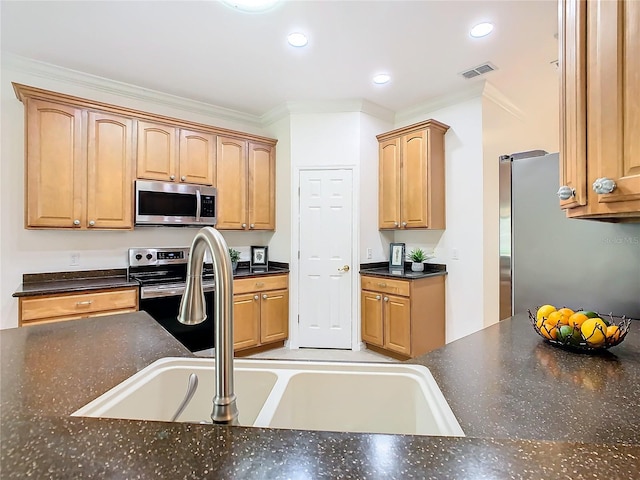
360,262 -> 447,280
2,312 -> 639,478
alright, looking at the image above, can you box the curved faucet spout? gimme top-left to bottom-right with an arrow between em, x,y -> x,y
177,227 -> 238,425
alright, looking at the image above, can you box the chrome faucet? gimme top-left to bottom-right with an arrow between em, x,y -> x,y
177,227 -> 239,425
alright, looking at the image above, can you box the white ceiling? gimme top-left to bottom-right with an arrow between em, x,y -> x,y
1,0 -> 559,119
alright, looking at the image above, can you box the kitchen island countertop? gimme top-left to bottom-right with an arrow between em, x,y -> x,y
1,312 -> 639,478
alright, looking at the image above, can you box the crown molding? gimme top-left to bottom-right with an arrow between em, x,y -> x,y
481,82 -> 525,120
394,82 -> 487,126
261,98 -> 395,125
2,53 -> 263,128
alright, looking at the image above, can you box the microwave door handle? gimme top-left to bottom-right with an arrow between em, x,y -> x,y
195,189 -> 202,222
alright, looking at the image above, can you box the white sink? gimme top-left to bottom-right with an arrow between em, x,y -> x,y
73,358 -> 464,437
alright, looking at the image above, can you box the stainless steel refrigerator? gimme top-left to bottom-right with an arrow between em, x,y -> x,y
499,151 -> 640,320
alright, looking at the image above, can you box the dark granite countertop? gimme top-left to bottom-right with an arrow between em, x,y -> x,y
13,264 -> 290,297
360,262 -> 447,280
2,312 -> 639,478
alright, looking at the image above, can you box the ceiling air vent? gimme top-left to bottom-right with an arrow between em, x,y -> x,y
460,62 -> 498,79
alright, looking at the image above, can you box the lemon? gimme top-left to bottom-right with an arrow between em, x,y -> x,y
536,304 -> 557,322
581,317 -> 608,346
568,312 -> 589,328
606,325 -> 621,343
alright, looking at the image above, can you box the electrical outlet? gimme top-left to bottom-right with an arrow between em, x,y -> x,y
70,252 -> 80,266
366,248 -> 373,259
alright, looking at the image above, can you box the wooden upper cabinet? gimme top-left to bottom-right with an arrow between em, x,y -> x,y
25,100 -> 133,230
216,136 -> 248,229
560,0 -> 640,219
136,121 -> 177,182
179,129 -> 215,185
86,112 -> 134,229
377,120 -> 448,230
248,141 -> 275,230
217,136 -> 276,230
26,99 -> 83,228
378,138 -> 401,229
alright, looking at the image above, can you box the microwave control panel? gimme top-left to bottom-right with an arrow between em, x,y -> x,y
201,195 -> 215,218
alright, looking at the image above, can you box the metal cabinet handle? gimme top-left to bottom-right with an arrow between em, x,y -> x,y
254,295 -> 259,300
181,176 -> 186,182
593,177 -> 617,194
170,175 -> 175,181
262,294 -> 268,299
88,220 -> 95,227
557,185 -> 575,200
401,221 -> 407,227
73,219 -> 80,226
375,295 -> 381,300
76,300 -> 93,306
383,297 -> 389,302
250,224 -> 255,229
377,282 -> 387,288
338,265 -> 350,272
394,221 -> 399,227
242,223 -> 247,229
255,282 -> 265,287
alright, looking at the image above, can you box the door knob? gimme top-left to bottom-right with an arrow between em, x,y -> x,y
338,265 -> 350,272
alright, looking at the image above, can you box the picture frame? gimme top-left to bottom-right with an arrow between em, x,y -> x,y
389,243 -> 405,272
250,246 -> 268,268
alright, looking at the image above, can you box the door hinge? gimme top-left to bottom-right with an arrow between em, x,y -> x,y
297,250 -> 300,259
297,315 -> 300,324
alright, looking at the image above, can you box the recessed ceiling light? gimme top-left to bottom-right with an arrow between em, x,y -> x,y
470,22 -> 494,38
287,32 -> 308,47
221,0 -> 280,13
373,74 -> 391,85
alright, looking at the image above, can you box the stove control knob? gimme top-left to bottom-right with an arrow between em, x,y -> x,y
146,254 -> 153,260
135,254 -> 142,261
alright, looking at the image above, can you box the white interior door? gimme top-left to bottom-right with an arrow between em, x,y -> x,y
298,169 -> 353,349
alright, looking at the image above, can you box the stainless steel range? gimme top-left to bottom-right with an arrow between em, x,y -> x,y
128,247 -> 215,352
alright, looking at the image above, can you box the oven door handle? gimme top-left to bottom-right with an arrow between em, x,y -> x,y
195,189 -> 202,222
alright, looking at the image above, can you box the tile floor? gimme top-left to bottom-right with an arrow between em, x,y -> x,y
194,346 -> 398,363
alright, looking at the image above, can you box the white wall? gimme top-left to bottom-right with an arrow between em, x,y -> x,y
395,97 -> 486,342
0,60 -> 272,329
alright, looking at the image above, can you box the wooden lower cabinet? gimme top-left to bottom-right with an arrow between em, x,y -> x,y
360,274 -> 445,359
233,275 -> 289,353
19,287 -> 138,326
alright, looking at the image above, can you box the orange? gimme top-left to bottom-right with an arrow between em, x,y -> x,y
546,310 -> 570,327
540,321 -> 558,340
557,307 -> 575,318
568,312 -> 589,329
581,317 -> 608,346
606,325 -> 621,343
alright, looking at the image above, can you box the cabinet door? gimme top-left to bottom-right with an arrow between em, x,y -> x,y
361,290 -> 383,347
26,99 -> 83,228
179,129 -> 215,185
216,136 -> 248,229
588,0 -> 640,209
233,293 -> 260,350
383,294 -> 411,356
378,138 -> 401,229
86,112 -> 134,229
401,130 -> 428,228
248,142 -> 275,230
136,121 -> 177,182
558,0 -> 588,210
260,289 -> 289,344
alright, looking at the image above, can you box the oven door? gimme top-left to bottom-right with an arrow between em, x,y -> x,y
140,292 -> 215,352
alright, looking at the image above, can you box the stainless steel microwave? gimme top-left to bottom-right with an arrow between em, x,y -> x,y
135,180 -> 217,226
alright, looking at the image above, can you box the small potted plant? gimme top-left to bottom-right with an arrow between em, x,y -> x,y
407,248 -> 428,272
228,248 -> 241,273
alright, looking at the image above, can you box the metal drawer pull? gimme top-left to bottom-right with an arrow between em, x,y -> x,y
255,282 -> 265,287
262,294 -> 268,299
377,282 -> 387,288
383,297 -> 389,302
375,295 -> 381,300
254,295 -> 259,300
76,300 -> 93,306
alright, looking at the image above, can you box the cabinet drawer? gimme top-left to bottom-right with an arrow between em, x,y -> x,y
361,275 -> 410,297
234,275 -> 288,295
20,287 -> 138,324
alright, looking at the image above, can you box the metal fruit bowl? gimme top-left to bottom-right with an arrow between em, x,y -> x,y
528,309 -> 631,353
